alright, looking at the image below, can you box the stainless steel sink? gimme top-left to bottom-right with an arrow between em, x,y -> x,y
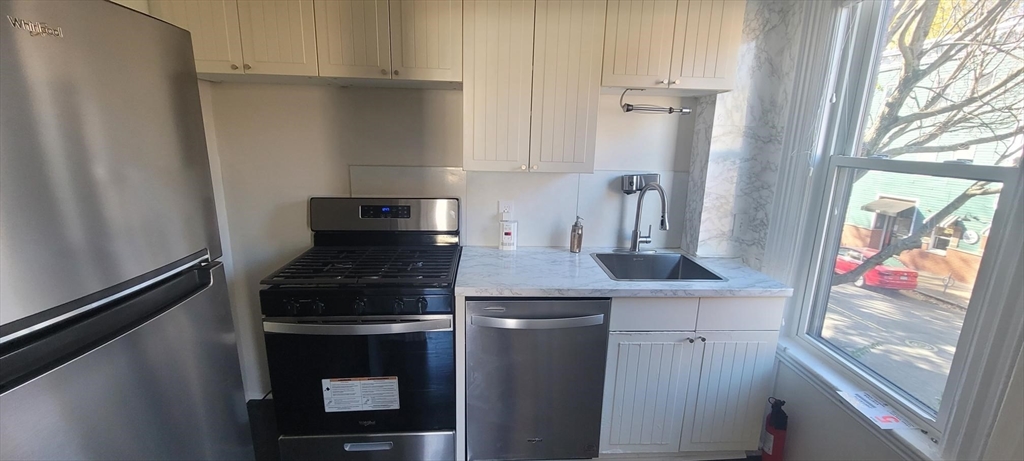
591,253 -> 724,281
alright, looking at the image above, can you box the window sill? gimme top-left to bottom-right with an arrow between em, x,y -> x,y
775,336 -> 945,461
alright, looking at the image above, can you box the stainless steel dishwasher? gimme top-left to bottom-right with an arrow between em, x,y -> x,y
466,298 -> 611,460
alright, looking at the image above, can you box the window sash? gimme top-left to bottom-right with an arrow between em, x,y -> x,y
790,0 -> 1023,437
770,0 -> 1024,455
800,156 -> 1017,428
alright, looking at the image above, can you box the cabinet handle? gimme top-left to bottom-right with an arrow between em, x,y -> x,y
673,79 -> 681,85
393,70 -> 400,76
659,79 -> 669,84
230,64 -> 239,70
531,165 -> 538,170
520,164 -> 527,170
698,336 -> 707,342
381,68 -> 388,75
687,338 -> 695,343
243,63 -> 251,70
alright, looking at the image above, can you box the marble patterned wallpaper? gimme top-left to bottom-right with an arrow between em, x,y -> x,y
686,0 -> 805,269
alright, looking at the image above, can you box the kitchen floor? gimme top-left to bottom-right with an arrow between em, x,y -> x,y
246,399 -> 763,461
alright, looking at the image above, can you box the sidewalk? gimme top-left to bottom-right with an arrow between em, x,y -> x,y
914,273 -> 972,308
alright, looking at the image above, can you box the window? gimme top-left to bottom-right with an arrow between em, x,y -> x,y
798,0 -> 1022,433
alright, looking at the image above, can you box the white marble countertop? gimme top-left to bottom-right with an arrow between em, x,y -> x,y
454,246 -> 793,297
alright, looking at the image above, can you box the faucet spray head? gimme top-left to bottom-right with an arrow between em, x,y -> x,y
660,216 -> 669,231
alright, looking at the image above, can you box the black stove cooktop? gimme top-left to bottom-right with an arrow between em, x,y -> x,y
261,245 -> 460,287
259,198 -> 462,318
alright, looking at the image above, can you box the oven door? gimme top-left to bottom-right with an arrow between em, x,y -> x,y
263,315 -> 455,436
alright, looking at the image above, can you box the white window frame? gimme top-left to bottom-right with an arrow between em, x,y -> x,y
764,0 -> 1024,459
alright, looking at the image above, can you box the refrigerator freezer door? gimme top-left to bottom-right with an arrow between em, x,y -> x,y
0,265 -> 253,460
0,0 -> 221,327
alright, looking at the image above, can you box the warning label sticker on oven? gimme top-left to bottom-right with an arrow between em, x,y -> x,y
321,377 -> 400,413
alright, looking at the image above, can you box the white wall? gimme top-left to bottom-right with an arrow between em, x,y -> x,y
984,344 -> 1024,461
772,363 -> 904,460
109,0 -> 149,14
202,82 -> 695,397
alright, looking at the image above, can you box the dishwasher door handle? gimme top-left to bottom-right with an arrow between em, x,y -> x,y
471,314 -> 605,330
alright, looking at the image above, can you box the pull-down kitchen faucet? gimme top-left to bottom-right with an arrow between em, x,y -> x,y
628,182 -> 669,252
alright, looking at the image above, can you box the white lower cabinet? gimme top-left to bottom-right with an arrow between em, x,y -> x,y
680,330 -> 778,452
601,332 -> 702,454
600,330 -> 779,455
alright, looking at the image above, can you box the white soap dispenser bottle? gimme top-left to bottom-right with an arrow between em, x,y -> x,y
499,211 -> 518,250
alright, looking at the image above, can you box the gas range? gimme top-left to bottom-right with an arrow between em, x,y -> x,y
259,197 -> 460,461
259,245 -> 460,317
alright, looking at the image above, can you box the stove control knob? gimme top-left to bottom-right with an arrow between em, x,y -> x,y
393,298 -> 405,314
416,297 -> 429,313
353,297 -> 367,314
311,300 -> 325,314
284,300 -> 299,315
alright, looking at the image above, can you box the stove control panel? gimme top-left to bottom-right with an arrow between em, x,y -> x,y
360,205 -> 411,219
261,291 -> 453,317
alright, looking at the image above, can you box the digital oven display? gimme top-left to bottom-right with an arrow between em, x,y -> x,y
359,205 -> 411,219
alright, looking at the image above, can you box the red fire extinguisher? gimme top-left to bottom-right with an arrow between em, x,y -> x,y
761,397 -> 788,461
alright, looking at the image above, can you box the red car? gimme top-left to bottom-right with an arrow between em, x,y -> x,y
834,247 -> 918,290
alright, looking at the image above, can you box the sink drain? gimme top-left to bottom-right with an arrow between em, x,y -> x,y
905,339 -> 937,351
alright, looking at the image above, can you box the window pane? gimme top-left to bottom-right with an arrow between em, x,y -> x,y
856,0 -> 1023,167
815,168 -> 1002,414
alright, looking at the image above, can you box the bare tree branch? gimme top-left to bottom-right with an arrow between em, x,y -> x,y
879,127 -> 1024,156
832,181 -> 1004,285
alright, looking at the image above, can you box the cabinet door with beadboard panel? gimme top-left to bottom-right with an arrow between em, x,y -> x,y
670,0 -> 745,91
314,0 -> 391,78
602,0 -> 677,88
600,332 -> 701,454
236,0 -> 318,76
149,0 -> 244,74
530,0 -> 606,173
680,330 -> 778,452
463,0 -> 535,172
389,0 -> 462,81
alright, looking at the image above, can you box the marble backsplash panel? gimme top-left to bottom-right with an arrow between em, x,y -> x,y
683,95 -> 717,254
692,0 -> 805,268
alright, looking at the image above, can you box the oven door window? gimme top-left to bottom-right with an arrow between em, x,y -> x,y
265,324 -> 454,435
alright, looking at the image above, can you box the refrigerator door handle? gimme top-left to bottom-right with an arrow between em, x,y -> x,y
0,263 -> 219,393
470,314 -> 605,330
0,253 -> 210,346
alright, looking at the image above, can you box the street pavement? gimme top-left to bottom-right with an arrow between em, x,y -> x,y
820,284 -> 966,412
914,272 -> 973,308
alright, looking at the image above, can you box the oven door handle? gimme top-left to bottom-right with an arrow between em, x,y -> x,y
263,319 -> 452,335
344,442 -> 394,452
471,314 -> 605,330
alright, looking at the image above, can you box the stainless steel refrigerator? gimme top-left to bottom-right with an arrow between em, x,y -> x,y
0,1 -> 252,459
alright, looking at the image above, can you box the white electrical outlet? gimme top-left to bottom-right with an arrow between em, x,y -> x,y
498,200 -> 514,218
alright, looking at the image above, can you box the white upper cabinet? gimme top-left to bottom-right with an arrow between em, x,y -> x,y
463,0 -> 535,172
680,330 -> 777,452
314,0 -> 392,78
602,0 -> 677,88
389,0 -> 463,81
236,0 -> 319,76
463,0 -> 604,174
529,0 -> 606,173
601,0 -> 746,92
149,0 -> 245,74
670,0 -> 744,91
